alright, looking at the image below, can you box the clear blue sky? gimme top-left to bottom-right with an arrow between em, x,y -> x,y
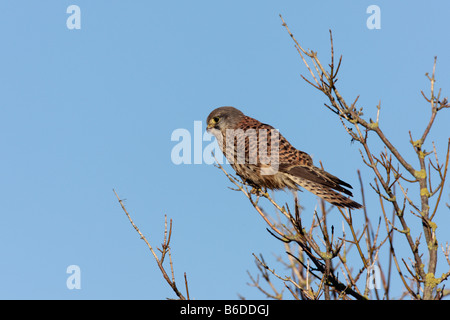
0,1 -> 449,299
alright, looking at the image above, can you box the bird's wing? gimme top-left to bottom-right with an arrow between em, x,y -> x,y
280,164 -> 354,197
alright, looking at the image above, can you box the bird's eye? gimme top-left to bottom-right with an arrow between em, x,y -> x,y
213,116 -> 220,123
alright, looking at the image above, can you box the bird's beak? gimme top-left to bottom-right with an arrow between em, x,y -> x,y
206,121 -> 213,131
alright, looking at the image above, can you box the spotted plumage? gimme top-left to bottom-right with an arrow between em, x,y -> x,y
206,106 -> 362,209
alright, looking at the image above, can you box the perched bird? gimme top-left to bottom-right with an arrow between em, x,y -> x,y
206,106 -> 362,209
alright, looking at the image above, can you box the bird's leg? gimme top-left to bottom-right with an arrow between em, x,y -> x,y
249,185 -> 267,196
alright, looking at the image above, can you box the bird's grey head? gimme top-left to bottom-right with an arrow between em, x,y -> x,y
206,106 -> 245,134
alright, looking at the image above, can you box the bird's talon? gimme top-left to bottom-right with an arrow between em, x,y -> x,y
249,187 -> 263,195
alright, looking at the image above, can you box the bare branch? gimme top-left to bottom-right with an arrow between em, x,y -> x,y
113,189 -> 188,300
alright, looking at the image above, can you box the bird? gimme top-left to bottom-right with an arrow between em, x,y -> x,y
206,106 -> 362,209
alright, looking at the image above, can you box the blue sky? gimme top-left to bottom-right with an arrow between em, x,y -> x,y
0,1 -> 449,299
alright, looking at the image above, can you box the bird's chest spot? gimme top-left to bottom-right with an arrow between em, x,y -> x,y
221,129 -> 279,167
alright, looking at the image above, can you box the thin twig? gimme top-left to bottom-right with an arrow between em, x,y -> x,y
113,189 -> 187,300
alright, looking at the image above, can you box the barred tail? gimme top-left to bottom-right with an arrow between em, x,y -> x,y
295,178 -> 363,209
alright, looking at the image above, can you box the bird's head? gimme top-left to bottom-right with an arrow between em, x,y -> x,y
206,106 -> 245,135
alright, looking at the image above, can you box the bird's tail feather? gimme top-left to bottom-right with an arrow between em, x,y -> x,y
285,165 -> 354,197
293,177 -> 362,209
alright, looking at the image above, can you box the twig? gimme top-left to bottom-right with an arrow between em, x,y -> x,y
113,189 -> 187,300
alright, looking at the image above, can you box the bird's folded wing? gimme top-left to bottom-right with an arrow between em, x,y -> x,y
280,164 -> 354,196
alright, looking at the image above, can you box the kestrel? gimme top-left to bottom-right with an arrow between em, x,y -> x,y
206,106 -> 362,209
